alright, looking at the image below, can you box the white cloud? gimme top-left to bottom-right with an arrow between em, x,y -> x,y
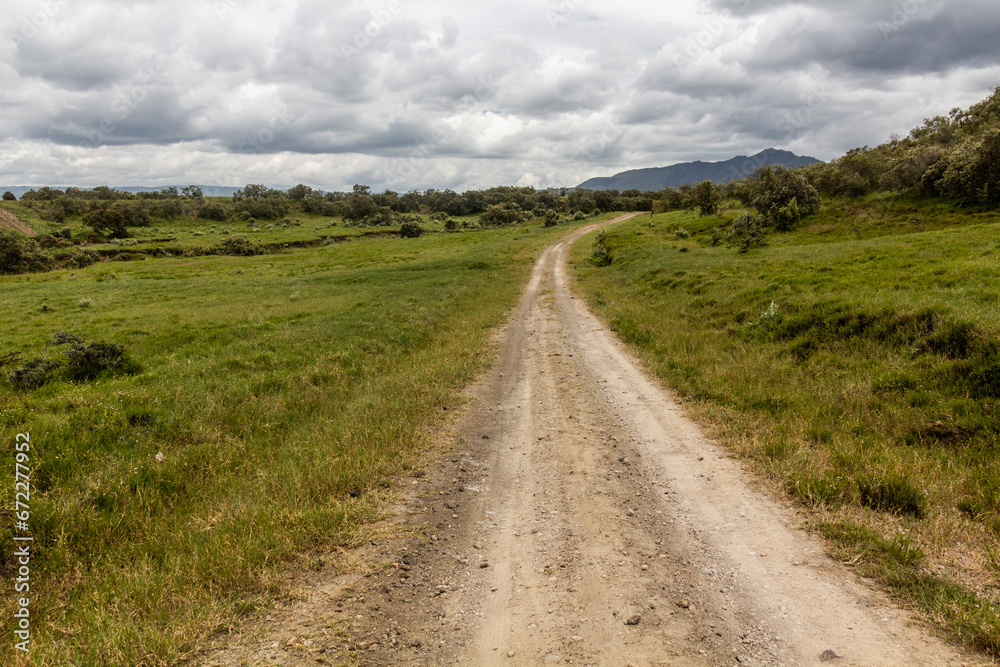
2,0 -> 998,190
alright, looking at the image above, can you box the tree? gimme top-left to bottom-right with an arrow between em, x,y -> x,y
83,202 -> 144,237
287,184 -> 315,200
352,184 -> 371,196
746,166 -> 821,230
2,191 -> 15,201
182,185 -> 203,198
691,180 -> 720,216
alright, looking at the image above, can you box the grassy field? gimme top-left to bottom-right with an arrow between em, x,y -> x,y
0,213 -> 611,666
570,199 -> 1000,653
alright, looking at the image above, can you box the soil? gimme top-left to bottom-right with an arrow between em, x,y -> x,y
199,215 -> 982,667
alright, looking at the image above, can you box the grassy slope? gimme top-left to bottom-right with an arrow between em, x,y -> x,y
0,215 -> 612,666
570,201 -> 1000,653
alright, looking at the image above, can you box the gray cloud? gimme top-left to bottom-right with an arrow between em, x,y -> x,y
1,0 -> 998,190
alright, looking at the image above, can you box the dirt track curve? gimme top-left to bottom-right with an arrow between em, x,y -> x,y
203,215 -> 976,667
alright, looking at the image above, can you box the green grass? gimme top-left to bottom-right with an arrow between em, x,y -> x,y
0,214 -> 610,666
570,202 -> 1000,653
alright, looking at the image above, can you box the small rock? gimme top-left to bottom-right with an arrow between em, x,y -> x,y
508,650 -> 516,657
408,639 -> 422,648
820,649 -> 844,662
626,614 -> 641,626
482,435 -> 490,440
349,488 -> 362,498
626,509 -> 636,517
445,500 -> 459,509
677,600 -> 691,609
480,562 -> 490,569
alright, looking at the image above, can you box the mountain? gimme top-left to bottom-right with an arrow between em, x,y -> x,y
0,185 -> 243,199
576,148 -> 821,191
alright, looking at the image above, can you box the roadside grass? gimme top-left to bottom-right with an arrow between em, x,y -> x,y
0,215 -> 609,666
570,204 -> 1000,653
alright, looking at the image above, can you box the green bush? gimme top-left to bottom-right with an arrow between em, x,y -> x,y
0,230 -> 54,274
219,236 -> 265,256
399,221 -> 424,238
55,332 -> 142,381
745,165 -> 821,229
726,212 -> 768,253
691,180 -> 720,216
858,476 -> 927,518
591,231 -> 612,267
7,357 -> 61,389
82,201 -> 149,237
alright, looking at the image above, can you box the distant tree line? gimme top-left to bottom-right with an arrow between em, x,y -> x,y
801,86 -> 1000,205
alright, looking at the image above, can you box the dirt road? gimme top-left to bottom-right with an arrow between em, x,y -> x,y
204,216 -> 974,666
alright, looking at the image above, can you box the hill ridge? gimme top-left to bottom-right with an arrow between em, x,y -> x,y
577,148 -> 820,191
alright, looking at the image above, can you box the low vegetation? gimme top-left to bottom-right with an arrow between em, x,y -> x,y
0,214 -> 615,666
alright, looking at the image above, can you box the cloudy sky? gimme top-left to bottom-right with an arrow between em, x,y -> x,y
2,0 -> 999,192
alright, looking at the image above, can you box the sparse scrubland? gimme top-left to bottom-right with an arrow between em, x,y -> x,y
572,88 -> 1000,652
0,205 -> 616,665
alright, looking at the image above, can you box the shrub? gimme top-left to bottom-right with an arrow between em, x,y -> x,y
444,218 -> 459,231
219,236 -> 265,256
745,165 -> 821,230
0,230 -> 54,274
726,212 -> 768,253
591,230 -> 612,267
544,210 -> 560,227
55,332 -> 141,381
7,357 -> 61,389
399,221 -> 424,238
82,201 -> 148,237
858,476 -> 927,518
2,191 -> 15,201
691,180 -> 721,216
69,249 -> 100,269
480,203 -> 528,227
200,202 -> 230,221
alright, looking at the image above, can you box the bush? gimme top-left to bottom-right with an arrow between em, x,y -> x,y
2,191 -> 15,201
745,166 -> 821,230
399,221 -> 424,238
858,476 -> 927,518
219,236 -> 265,256
69,249 -> 100,269
726,212 -> 768,253
82,201 -> 149,237
480,203 -> 528,227
0,230 -> 54,274
544,210 -> 560,227
7,357 -> 61,389
691,180 -> 721,216
444,218 -> 459,231
199,202 -> 229,221
55,332 -> 141,381
591,230 -> 612,266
